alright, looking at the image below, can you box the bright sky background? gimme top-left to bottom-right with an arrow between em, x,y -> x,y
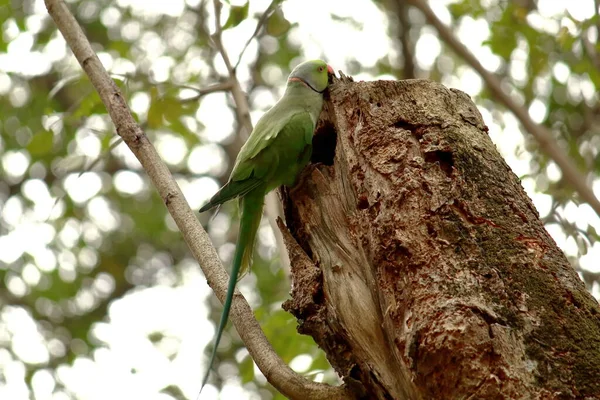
1,0 -> 600,399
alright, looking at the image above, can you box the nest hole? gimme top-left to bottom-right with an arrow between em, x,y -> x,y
312,120 -> 337,165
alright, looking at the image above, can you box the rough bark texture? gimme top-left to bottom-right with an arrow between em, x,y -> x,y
281,76 -> 600,400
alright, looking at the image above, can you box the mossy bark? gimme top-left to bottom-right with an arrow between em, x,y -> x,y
280,76 -> 600,400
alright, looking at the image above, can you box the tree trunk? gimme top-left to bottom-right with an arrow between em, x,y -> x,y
279,76 -> 600,400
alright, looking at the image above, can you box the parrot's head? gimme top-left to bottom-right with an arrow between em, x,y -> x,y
287,59 -> 334,94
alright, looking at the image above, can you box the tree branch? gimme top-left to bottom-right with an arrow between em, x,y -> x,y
406,0 -> 600,217
211,0 -> 252,135
233,0 -> 280,71
594,0 -> 600,43
395,0 -> 417,79
44,0 -> 352,398
179,80 -> 234,103
585,0 -> 600,70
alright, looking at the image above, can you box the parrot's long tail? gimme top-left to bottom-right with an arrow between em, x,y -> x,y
199,188 -> 264,395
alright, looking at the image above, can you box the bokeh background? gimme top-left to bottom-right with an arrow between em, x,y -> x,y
1,0 -> 600,399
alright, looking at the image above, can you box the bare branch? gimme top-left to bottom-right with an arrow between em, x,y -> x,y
406,0 -> 600,217
212,0 -> 252,135
594,0 -> 600,41
395,0 -> 417,79
44,0 -> 350,398
584,0 -> 600,69
179,80 -> 234,103
233,0 -> 280,71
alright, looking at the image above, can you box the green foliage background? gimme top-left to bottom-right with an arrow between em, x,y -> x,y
1,0 -> 599,399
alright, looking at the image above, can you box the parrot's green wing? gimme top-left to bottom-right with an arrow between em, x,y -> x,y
199,108 -> 314,212
231,102 -> 314,180
198,178 -> 263,212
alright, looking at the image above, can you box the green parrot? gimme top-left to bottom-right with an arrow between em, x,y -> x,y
198,59 -> 334,391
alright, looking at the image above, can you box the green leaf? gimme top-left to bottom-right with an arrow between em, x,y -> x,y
483,4 -> 527,61
557,27 -> 576,51
27,131 -> 53,155
148,89 -> 183,128
239,354 -> 255,383
266,8 -> 290,37
587,225 -> 600,242
71,91 -> 103,119
147,87 -> 196,139
449,0 -> 485,19
223,2 -> 249,30
147,87 -> 162,128
485,23 -> 517,60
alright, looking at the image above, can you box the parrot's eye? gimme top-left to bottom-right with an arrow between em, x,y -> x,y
318,66 -> 324,72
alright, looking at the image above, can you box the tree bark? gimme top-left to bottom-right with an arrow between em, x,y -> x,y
280,76 -> 600,400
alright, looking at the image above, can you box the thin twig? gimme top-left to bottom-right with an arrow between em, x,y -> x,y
588,0 -> 600,69
396,0 -> 416,79
179,80 -> 234,103
406,0 -> 600,217
44,0 -> 350,398
233,0 -> 280,71
212,0 -> 252,135
594,0 -> 600,42
78,136 -> 123,177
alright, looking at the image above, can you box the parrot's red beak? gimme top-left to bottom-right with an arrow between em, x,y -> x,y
327,65 -> 335,85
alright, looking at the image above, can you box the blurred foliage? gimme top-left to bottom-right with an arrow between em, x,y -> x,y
1,0 -> 599,399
